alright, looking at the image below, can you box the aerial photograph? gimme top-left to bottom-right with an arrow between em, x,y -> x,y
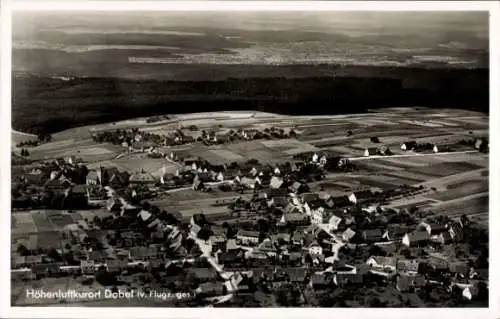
10,10 -> 489,308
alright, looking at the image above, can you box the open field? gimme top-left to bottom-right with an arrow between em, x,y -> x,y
12,108 -> 488,230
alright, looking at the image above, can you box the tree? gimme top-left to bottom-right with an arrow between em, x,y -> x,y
17,244 -> 29,256
370,137 -> 380,143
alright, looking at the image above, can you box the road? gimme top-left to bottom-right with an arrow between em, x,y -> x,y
348,150 -> 479,162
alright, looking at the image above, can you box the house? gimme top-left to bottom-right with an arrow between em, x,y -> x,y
326,195 -> 351,208
401,141 -> 417,151
129,171 -> 156,186
309,273 -> 331,290
363,148 -> 378,157
108,171 -> 130,189
433,145 -> 439,153
196,282 -> 225,297
80,260 -> 96,275
269,176 -> 284,189
44,178 -> 71,193
448,261 -> 469,275
129,246 -> 158,260
342,228 -> 357,242
308,240 -> 323,256
86,170 -> 100,186
25,255 -> 43,266
226,239 -> 239,251
396,259 -> 420,273
236,230 -> 260,246
240,177 -> 257,189
419,222 -> 447,235
402,231 -> 430,247
366,256 -> 397,272
188,268 -> 219,282
462,286 -> 479,300
263,188 -> 289,199
292,231 -> 305,246
362,229 -> 383,243
106,198 -> 123,212
217,250 -> 242,266
31,263 -> 60,278
257,239 -> 277,257
283,268 -> 308,284
396,274 -> 426,292
384,225 -> 412,240
301,192 -> 320,204
270,196 -> 289,209
448,222 -> 464,242
435,231 -> 453,245
289,182 -> 306,194
64,184 -> 89,207
98,167 -> 120,186
348,190 -> 373,204
271,233 -> 291,245
334,273 -> 364,287
282,212 -> 310,226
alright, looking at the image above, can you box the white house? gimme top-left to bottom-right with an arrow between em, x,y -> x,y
363,149 -> 370,157
191,162 -> 197,171
348,193 -> 357,204
274,167 -> 281,175
319,155 -> 327,166
366,256 -> 397,272
312,153 -> 319,163
311,206 -> 326,224
249,167 -> 258,176
433,145 -> 439,153
216,172 -> 224,182
401,143 -> 407,151
309,241 -> 323,256
462,286 -> 479,300
328,214 -> 343,231
270,176 -> 284,189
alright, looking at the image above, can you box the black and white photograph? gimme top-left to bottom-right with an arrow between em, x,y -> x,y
1,1 -> 498,317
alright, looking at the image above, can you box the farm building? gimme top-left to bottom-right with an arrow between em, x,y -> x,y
402,231 -> 430,247
401,141 -> 417,151
129,171 -> 156,186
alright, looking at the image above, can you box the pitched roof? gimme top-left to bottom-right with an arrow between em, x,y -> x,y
71,184 -> 88,195
301,192 -> 320,203
129,172 -> 156,183
408,231 -> 430,242
270,176 -> 284,189
237,229 -> 260,238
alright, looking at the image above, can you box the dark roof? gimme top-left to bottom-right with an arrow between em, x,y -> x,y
273,196 -> 289,207
396,259 -> 420,272
327,196 -> 351,207
363,229 -> 383,240
310,273 -> 330,286
188,267 -> 219,280
237,229 -> 260,238
218,250 -> 242,264
301,193 -> 320,203
71,184 -> 88,195
285,213 -> 309,223
408,231 -> 430,242
354,190 -> 373,200
283,268 -> 308,282
448,262 -> 469,274
265,188 -> 288,198
335,273 -> 363,285
308,199 -> 325,210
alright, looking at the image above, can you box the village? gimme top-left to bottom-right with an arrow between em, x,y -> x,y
11,109 -> 489,307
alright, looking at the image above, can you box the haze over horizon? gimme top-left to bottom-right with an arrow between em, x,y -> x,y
12,11 -> 489,79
